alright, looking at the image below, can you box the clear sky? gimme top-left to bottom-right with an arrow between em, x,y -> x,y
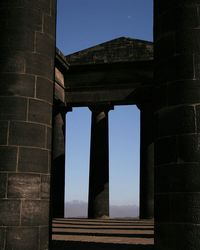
56,0 -> 153,214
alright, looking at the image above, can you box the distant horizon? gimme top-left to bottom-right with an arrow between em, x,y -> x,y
65,200 -> 139,218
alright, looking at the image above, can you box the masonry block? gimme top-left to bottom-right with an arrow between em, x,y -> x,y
0,228 -> 5,249
7,174 -> 40,199
21,200 -> 49,226
0,146 -> 17,171
0,28 -> 35,52
155,136 -> 177,166
177,134 -> 200,162
170,193 -> 200,223
41,175 -> 50,199
39,226 -> 49,250
9,121 -> 46,148
28,99 -> 52,125
168,80 -> 200,105
0,8 -> 42,32
44,15 -> 56,38
0,51 -> 25,74
155,54 -> 195,84
36,32 -> 55,56
0,96 -> 27,121
154,194 -> 170,223
155,223 -> 200,250
156,163 -> 200,193
0,174 -> 6,198
0,200 -> 20,226
18,147 -> 48,173
0,73 -> 35,97
25,53 -> 53,80
0,121 -> 8,145
47,127 -> 52,150
6,227 -> 39,250
36,77 -> 53,103
157,106 -> 195,137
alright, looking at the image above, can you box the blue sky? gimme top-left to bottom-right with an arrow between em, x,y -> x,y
56,0 -> 153,213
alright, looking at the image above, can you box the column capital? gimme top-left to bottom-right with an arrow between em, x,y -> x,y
54,99 -> 72,115
136,101 -> 153,111
88,104 -> 114,113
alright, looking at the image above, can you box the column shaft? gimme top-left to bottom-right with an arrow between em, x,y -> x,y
0,1 -> 56,249
154,1 -> 200,249
139,104 -> 154,219
88,106 -> 110,219
52,103 -> 66,218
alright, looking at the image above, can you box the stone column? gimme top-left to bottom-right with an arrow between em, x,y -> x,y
52,102 -> 71,218
138,103 -> 154,219
154,1 -> 200,249
88,105 -> 112,219
0,1 -> 56,249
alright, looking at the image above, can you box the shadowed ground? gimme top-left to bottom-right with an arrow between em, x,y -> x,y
51,218 -> 154,250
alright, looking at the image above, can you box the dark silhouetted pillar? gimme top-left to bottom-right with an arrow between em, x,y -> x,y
88,105 -> 112,219
52,102 -> 71,218
0,1 -> 56,249
138,103 -> 154,219
154,1 -> 200,249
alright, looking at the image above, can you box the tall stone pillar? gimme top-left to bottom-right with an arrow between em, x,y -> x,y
52,102 -> 71,218
154,1 -> 200,249
138,103 -> 154,219
0,1 -> 56,249
88,105 -> 112,219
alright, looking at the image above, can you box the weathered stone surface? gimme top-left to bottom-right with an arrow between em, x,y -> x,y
156,163 -> 200,193
155,136 -> 177,166
0,73 -> 35,97
41,175 -> 50,199
0,227 -> 5,249
0,146 -> 17,171
36,32 -> 55,56
25,53 -> 53,80
9,121 -> 46,148
44,15 -> 56,38
40,226 -> 49,250
0,96 -> 27,121
0,8 -> 43,31
156,106 -> 195,137
28,99 -> 52,125
0,28 -> 35,51
0,0 -> 55,248
18,147 -> 48,173
168,80 -> 200,106
0,174 -> 6,198
36,77 -> 53,103
154,1 -> 200,249
6,227 -> 39,250
46,126 -> 52,150
154,55 -> 195,84
0,200 -> 20,226
177,134 -> 200,162
0,121 -> 8,145
21,200 -> 49,226
7,174 -> 40,198
156,223 -> 200,250
0,51 -> 25,73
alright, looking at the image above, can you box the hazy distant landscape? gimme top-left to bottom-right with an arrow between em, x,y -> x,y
65,201 -> 139,218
